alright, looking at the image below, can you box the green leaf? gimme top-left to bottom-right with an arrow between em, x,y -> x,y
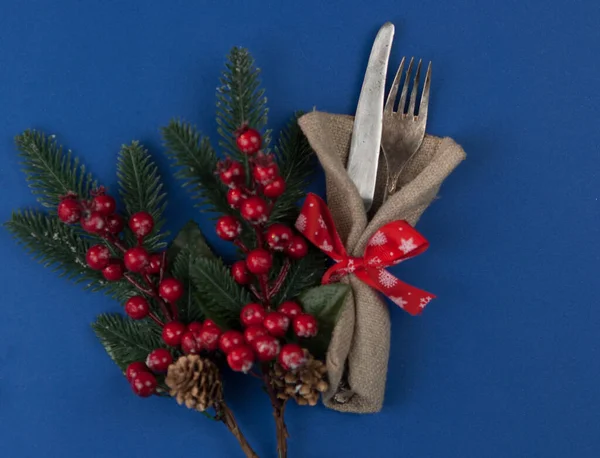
14,130 -> 98,209
297,284 -> 350,358
190,257 -> 251,329
167,220 -> 214,264
91,313 -> 165,371
117,141 -> 168,251
216,47 -> 270,160
162,120 -> 230,214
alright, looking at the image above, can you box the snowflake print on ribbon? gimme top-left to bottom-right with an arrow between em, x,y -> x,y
399,237 -> 417,255
320,240 -> 333,252
295,214 -> 307,232
367,256 -> 383,267
378,269 -> 398,289
389,296 -> 408,309
369,231 -> 388,247
317,215 -> 327,229
419,296 -> 433,308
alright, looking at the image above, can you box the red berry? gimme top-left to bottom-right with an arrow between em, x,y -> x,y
218,160 -> 245,188
203,319 -> 219,329
102,259 -> 125,281
125,296 -> 150,320
81,211 -> 106,233
159,278 -> 184,302
92,195 -> 116,216
252,335 -> 281,362
240,196 -> 269,224
57,197 -> 81,224
105,214 -> 125,234
86,244 -> 111,270
146,348 -> 173,373
252,155 -> 279,185
285,235 -> 309,259
124,247 -> 150,272
246,248 -> 273,275
278,301 -> 303,318
263,312 -> 290,337
125,361 -> 148,382
227,345 -> 255,372
162,321 -> 186,346
266,224 -> 293,251
244,325 -> 269,344
236,127 -> 262,155
131,371 -> 157,397
199,325 -> 221,351
129,212 -> 154,238
263,176 -> 286,198
219,330 -> 245,354
146,253 -> 163,275
181,332 -> 201,355
278,344 -> 307,371
187,322 -> 204,334
227,188 -> 248,209
240,303 -> 267,327
216,215 -> 242,241
231,260 -> 251,285
293,313 -> 319,338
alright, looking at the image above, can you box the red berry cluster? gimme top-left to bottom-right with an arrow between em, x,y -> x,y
212,127 -> 319,374
220,301 -> 317,373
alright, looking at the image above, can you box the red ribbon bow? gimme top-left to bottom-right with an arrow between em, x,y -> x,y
295,193 -> 435,315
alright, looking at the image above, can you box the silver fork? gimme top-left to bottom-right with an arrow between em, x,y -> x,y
381,57 -> 432,197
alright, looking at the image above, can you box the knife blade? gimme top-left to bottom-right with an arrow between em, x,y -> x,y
346,22 -> 394,212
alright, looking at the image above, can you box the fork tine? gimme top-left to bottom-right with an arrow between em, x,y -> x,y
398,57 -> 414,114
418,62 -> 432,119
384,57 -> 405,115
408,59 -> 423,116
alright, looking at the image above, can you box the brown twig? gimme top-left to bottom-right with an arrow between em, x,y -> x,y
216,402 -> 259,458
249,284 -> 263,302
123,273 -> 153,295
263,367 -> 288,458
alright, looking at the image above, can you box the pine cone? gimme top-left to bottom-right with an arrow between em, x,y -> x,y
270,351 -> 328,407
165,355 -> 222,412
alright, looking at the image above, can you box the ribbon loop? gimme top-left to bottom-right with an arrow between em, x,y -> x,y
295,193 -> 435,316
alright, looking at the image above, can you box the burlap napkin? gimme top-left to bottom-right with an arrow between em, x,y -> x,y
298,111 -> 466,413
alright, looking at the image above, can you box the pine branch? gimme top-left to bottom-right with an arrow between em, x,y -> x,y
5,209 -> 94,282
190,257 -> 251,329
15,130 -> 97,209
117,142 -> 168,251
271,248 -> 327,304
269,113 -> 316,224
92,313 -> 165,371
172,245 -> 205,323
216,47 -> 270,159
162,120 -> 230,214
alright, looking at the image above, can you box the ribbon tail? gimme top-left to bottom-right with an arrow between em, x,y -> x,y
356,269 -> 436,316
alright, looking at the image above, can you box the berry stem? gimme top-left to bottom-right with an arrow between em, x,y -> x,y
123,274 -> 153,295
216,401 -> 259,458
249,284 -> 263,301
147,312 -> 165,327
159,251 -> 167,284
141,272 -> 174,321
258,274 -> 270,308
103,233 -> 128,254
267,258 -> 291,300
234,239 -> 249,253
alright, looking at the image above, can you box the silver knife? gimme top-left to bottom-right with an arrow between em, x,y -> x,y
346,22 -> 394,212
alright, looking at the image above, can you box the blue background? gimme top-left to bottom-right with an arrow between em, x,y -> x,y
1,1 -> 599,457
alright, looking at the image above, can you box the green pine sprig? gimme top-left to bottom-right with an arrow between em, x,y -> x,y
162,120 -> 230,214
269,112 -> 317,224
92,313 -> 166,371
190,257 -> 251,329
15,130 -> 97,209
216,47 -> 270,159
117,141 -> 168,251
